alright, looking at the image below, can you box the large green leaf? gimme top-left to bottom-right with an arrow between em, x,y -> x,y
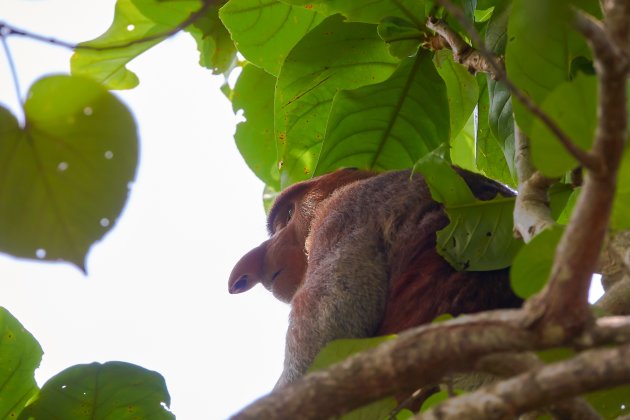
315,53 -> 449,174
415,154 -> 521,271
275,14 -> 399,186
135,0 -> 236,74
231,63 -> 280,189
187,0 -> 238,74
487,79 -> 515,179
0,308 -> 42,419
0,75 -> 138,270
220,0 -> 323,77
434,50 -> 478,139
506,0 -> 572,132
19,362 -> 173,419
280,0 -> 427,24
484,3 -> 516,181
475,75 -> 514,186
72,0 -> 235,89
529,74 -> 597,177
510,226 -> 563,298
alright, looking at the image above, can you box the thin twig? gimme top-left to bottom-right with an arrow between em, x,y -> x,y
0,28 -> 23,108
0,0 -> 212,52
432,0 -> 604,173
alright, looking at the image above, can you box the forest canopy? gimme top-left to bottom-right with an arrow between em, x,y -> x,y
0,0 -> 629,418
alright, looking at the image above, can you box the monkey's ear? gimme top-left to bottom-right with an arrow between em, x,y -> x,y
228,245 -> 266,294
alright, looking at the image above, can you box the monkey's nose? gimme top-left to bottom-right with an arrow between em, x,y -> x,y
229,275 -> 249,294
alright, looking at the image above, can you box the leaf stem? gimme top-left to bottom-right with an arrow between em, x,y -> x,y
0,26 -> 24,114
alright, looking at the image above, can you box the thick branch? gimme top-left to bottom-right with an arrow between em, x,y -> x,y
421,343 -> 630,419
475,353 -> 600,419
233,311 -> 534,419
232,313 -> 630,419
425,18 -> 495,75
540,5 -> 629,334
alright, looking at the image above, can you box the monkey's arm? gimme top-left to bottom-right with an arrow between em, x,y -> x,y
275,225 -> 389,389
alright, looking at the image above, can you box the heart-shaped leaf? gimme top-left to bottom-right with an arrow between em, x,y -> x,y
0,75 -> 138,270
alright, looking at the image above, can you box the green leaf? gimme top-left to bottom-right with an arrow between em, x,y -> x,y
280,0 -> 427,24
450,113 -> 476,172
315,53 -> 449,175
434,50 -> 479,139
487,79 -> 515,179
135,0 -> 237,74
187,1 -> 238,74
0,307 -> 42,419
548,183 -> 574,221
71,0 -> 197,89
556,188 -> 580,225
377,16 -> 423,59
19,362 -> 174,419
586,385 -> 630,418
506,0 -> 572,131
309,336 -> 395,372
220,0 -> 323,77
420,389 -> 465,412
275,14 -> 398,186
510,226 -> 564,298
529,74 -> 597,177
475,75 -> 514,186
612,148 -> 630,230
72,0 -> 224,89
415,154 -> 521,271
231,64 -> 280,189
0,75 -> 138,270
482,1 -> 516,182
263,183 -> 280,214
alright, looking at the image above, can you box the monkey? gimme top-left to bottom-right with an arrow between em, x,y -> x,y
228,168 -> 521,388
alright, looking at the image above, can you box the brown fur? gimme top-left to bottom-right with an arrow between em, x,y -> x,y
228,168 -> 521,387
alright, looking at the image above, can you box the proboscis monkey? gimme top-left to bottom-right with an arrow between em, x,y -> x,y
229,168 -> 521,388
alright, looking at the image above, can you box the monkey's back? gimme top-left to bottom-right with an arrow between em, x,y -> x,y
320,169 -> 521,335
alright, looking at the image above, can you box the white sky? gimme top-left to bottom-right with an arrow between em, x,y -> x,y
0,1 -> 289,418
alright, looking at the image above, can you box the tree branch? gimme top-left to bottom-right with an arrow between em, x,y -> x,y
422,343 -> 630,419
539,4 -> 629,333
425,18 -> 495,75
475,352 -> 600,419
232,313 -> 630,419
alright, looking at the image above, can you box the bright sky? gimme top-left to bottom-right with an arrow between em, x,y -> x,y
0,1 -> 289,418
